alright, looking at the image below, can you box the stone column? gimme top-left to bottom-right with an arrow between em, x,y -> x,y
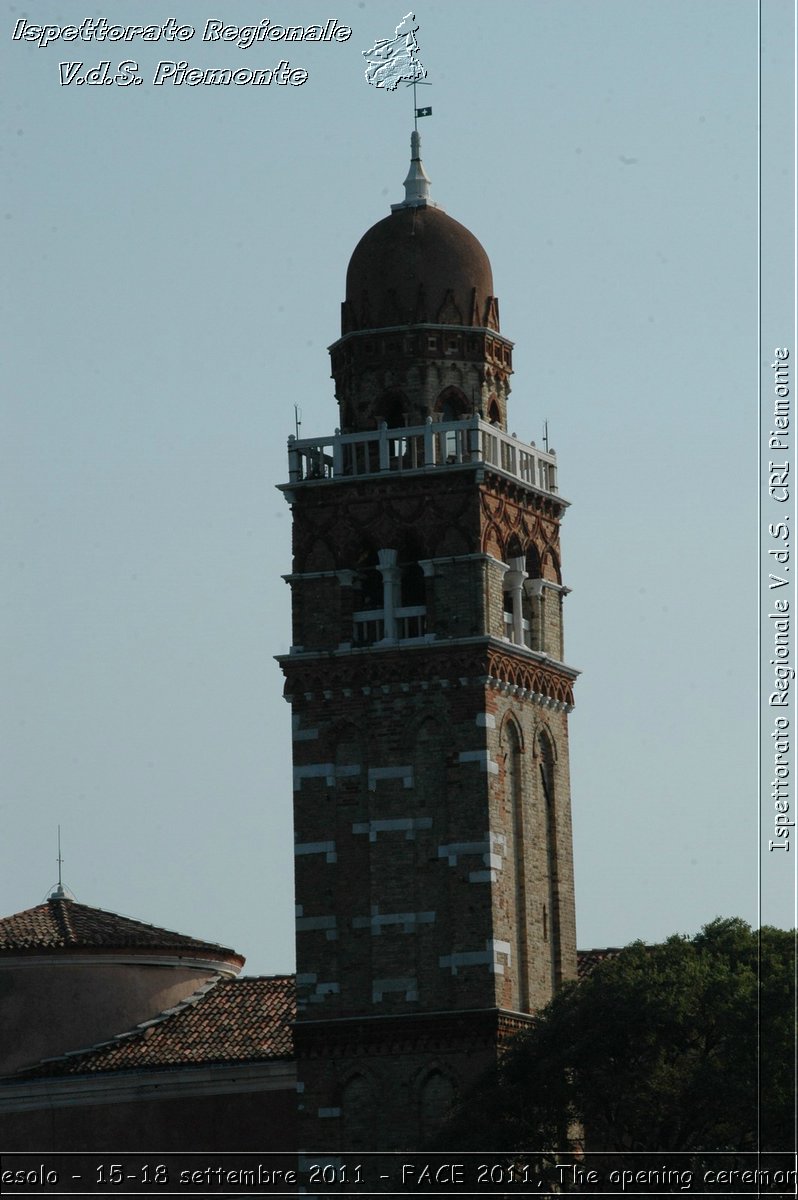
504,556 -> 527,646
525,578 -> 545,652
377,548 -> 400,641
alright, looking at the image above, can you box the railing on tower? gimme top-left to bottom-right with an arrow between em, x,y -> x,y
286,416 -> 558,496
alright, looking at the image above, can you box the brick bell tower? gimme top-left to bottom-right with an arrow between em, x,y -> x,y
278,132 -> 578,1151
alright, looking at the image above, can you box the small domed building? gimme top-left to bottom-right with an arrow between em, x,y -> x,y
0,893 -> 295,1150
0,890 -> 244,1078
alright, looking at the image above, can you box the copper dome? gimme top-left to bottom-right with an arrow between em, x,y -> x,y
343,204 -> 497,334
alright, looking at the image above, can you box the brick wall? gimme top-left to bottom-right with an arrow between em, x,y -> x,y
283,454 -> 577,1150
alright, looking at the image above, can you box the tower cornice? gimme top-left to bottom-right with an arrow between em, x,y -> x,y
277,637 -> 578,709
294,1007 -> 534,1057
328,322 -> 515,354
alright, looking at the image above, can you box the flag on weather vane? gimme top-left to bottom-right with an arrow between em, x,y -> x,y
362,11 -> 432,119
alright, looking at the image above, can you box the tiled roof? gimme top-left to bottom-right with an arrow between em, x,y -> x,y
576,947 -> 623,980
14,976 -> 295,1078
0,898 -> 242,964
5,948 -> 621,1082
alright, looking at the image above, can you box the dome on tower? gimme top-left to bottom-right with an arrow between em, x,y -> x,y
331,132 -> 511,433
344,206 -> 495,333
341,132 -> 499,335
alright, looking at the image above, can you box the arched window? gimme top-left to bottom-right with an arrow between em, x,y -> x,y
435,387 -> 468,462
414,717 -> 444,810
376,388 -> 408,428
504,720 -> 529,1011
342,1074 -> 375,1150
525,544 -> 542,579
401,561 -> 425,607
544,548 -> 562,586
358,548 -> 383,607
353,548 -> 384,644
436,386 -> 468,422
396,534 -> 427,639
502,585 -> 515,642
418,1070 -> 456,1140
538,731 -> 562,992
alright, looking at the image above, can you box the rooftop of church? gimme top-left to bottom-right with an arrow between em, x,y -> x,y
11,975 -> 295,1079
0,896 -> 244,968
1,941 -> 618,1083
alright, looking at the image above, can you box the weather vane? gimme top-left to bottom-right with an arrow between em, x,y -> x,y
362,11 -> 432,129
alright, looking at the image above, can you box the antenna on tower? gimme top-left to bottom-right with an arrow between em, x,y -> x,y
543,420 -> 550,452
294,405 -> 302,440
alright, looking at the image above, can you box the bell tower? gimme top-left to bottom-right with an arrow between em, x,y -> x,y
278,133 -> 578,1151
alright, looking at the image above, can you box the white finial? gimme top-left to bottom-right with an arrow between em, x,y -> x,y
391,131 -> 440,211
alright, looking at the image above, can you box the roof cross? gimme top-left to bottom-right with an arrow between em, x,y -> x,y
49,824 -> 70,900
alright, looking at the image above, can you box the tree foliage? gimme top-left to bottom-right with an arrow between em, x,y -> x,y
435,920 -> 795,1186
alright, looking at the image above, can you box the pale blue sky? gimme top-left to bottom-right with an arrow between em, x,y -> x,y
3,0 -> 794,975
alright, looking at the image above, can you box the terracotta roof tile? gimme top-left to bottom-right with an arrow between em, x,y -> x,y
5,947 -> 624,1083
0,898 -> 241,963
576,947 -> 623,980
14,976 -> 295,1078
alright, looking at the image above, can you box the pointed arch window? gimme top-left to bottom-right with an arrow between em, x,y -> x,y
539,731 -> 562,992
342,1074 -> 375,1150
396,535 -> 428,639
502,585 -> 515,644
505,720 -> 530,1012
501,542 -> 547,651
418,1070 -> 456,1140
377,388 -> 408,429
352,549 -> 385,644
435,387 -> 469,463
413,717 -> 444,810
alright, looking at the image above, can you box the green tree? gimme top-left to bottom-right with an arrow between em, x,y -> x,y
435,920 -> 795,1190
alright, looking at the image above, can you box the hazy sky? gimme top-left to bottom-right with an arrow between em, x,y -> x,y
3,0 -> 795,976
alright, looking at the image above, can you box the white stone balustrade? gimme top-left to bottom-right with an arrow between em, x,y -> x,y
286,416 -> 558,496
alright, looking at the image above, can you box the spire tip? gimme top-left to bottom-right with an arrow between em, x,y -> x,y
391,129 -> 440,212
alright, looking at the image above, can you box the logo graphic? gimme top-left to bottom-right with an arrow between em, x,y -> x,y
362,12 -> 426,91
